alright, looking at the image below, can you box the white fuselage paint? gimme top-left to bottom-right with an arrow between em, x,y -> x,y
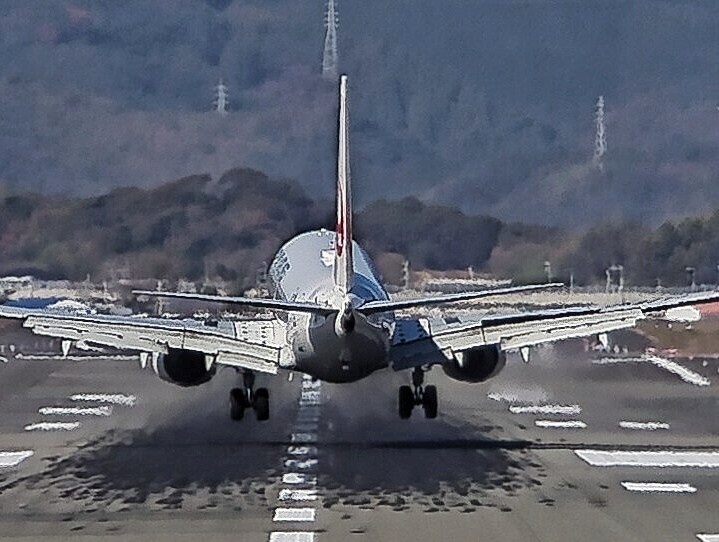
268,231 -> 393,383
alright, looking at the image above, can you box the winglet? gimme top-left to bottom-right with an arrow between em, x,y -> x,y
334,74 -> 354,295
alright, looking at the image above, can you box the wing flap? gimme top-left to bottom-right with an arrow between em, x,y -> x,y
360,283 -> 563,314
1,307 -> 283,374
487,309 -> 643,351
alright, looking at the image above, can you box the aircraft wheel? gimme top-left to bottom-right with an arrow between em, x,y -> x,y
422,385 -> 438,419
230,388 -> 246,421
254,387 -> 270,421
399,385 -> 414,419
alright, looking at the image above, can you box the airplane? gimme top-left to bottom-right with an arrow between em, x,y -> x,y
2,74 -> 719,421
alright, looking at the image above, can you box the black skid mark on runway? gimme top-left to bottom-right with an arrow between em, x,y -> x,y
0,394 -> 297,514
316,373 -> 550,513
317,423 -> 542,512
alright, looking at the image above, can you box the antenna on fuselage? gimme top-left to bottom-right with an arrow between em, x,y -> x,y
333,75 -> 354,296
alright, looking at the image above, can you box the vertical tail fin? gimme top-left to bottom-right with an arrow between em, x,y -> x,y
334,74 -> 354,295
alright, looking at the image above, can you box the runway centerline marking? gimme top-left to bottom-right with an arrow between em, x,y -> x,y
535,420 -> 587,429
291,433 -> 317,443
39,406 -> 112,416
282,473 -> 317,485
24,422 -> 80,432
69,393 -> 136,406
509,404 -> 581,415
0,451 -> 34,467
269,533 -> 316,542
278,488 -> 318,503
621,482 -> 696,493
285,458 -> 318,470
619,421 -> 670,431
576,450 -> 719,468
273,508 -> 316,522
287,446 -> 318,456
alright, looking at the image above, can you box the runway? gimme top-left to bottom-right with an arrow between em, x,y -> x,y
0,341 -> 717,541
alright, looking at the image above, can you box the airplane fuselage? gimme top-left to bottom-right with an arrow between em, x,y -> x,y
268,230 -> 393,382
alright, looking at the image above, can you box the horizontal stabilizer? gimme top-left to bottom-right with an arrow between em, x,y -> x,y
358,283 -> 564,315
132,291 -> 335,315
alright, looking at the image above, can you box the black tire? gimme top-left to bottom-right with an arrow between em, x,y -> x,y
399,385 -> 414,419
254,387 -> 270,421
230,388 -> 245,421
422,385 -> 438,419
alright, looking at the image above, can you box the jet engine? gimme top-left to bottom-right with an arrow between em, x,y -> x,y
442,345 -> 507,383
154,348 -> 215,387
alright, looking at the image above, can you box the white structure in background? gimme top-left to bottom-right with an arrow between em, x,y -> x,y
322,0 -> 339,79
593,95 -> 607,170
213,78 -> 229,115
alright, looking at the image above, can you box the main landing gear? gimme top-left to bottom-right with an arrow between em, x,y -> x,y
230,371 -> 270,421
398,367 -> 437,420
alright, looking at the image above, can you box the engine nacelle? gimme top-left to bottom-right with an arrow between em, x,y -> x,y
442,345 -> 507,383
155,348 -> 215,387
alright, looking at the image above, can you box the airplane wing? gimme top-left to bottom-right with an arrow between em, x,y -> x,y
0,306 -> 289,374
389,291 -> 719,370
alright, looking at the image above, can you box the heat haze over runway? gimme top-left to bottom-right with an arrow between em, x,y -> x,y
0,344 -> 717,541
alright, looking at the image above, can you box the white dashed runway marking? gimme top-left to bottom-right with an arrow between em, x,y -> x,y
39,406 -> 112,416
285,458 -> 318,470
621,482 -> 696,493
619,421 -> 670,431
269,533 -> 315,542
273,508 -> 316,522
487,385 -> 549,404
535,420 -> 587,429
291,433 -> 318,443
287,446 -> 318,457
509,404 -> 581,415
282,473 -> 317,485
24,422 -> 80,432
278,488 -> 319,503
69,393 -> 136,406
0,451 -> 34,467
272,374 -> 321,542
576,450 -> 719,468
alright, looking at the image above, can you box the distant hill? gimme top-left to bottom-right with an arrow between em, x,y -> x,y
0,1 -> 718,226
0,168 -> 514,289
3,167 -> 719,291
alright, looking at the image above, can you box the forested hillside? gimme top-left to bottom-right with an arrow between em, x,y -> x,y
2,168 -> 719,291
0,1 -> 718,226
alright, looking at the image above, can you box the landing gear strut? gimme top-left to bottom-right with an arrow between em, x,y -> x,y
230,371 -> 270,421
398,368 -> 437,420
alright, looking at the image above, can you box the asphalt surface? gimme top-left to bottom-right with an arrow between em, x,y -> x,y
0,340 -> 717,541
